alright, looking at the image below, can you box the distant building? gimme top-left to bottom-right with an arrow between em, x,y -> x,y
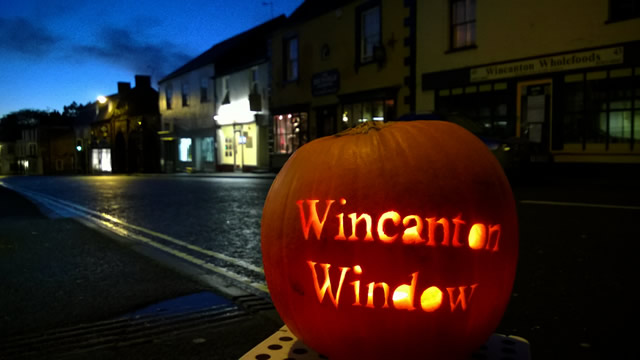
158,16 -> 285,173
91,75 -> 160,173
12,117 -> 75,175
416,0 -> 640,163
269,0 -> 413,169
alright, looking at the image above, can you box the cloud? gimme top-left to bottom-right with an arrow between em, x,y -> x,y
75,25 -> 193,81
0,17 -> 60,56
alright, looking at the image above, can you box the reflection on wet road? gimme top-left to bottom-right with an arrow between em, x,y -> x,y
3,176 -> 272,289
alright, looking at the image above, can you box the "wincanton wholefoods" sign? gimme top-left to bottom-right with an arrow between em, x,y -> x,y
470,46 -> 623,82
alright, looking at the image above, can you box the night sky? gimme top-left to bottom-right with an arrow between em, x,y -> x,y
0,0 -> 304,117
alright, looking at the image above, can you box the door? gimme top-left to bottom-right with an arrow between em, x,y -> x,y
315,105 -> 337,137
518,80 -> 552,162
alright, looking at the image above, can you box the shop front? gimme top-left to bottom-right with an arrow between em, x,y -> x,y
215,99 -> 266,172
422,42 -> 640,163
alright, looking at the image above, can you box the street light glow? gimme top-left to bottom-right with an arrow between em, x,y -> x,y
97,95 -> 107,104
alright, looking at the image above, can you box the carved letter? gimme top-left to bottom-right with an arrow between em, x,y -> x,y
402,215 -> 425,244
468,223 -> 487,250
351,265 -> 363,306
348,213 -> 374,241
420,286 -> 443,312
446,284 -> 478,311
451,215 -> 466,247
366,282 -> 390,308
307,261 -> 350,308
378,211 -> 401,243
392,272 -> 418,310
425,217 -> 450,247
297,200 -> 335,240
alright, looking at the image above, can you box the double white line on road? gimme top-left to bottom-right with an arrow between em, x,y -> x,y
0,182 -> 269,295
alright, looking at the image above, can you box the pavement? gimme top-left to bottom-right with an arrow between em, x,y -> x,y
0,184 -> 284,360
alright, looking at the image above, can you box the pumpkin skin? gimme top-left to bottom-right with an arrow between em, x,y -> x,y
261,120 -> 518,360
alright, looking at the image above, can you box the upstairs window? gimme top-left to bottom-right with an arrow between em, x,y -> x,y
284,36 -> 299,82
200,78 -> 209,103
181,82 -> 189,107
165,84 -> 173,110
358,3 -> 381,64
609,0 -> 640,22
450,0 -> 476,50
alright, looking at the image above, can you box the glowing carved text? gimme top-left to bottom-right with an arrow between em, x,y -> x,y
307,261 -> 477,312
296,199 -> 501,251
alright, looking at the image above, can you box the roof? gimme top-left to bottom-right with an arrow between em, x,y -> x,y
159,15 -> 287,83
288,0 -> 355,24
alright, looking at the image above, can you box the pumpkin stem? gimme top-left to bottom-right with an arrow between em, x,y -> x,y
335,121 -> 391,137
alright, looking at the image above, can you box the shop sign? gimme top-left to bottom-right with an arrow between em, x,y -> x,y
470,46 -> 624,82
312,69 -> 340,96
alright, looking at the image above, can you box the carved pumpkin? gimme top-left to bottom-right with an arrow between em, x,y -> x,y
261,120 -> 518,360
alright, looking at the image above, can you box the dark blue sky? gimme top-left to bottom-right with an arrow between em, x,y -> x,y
0,0 -> 304,117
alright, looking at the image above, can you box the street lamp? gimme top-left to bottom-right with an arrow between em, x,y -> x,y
97,95 -> 107,104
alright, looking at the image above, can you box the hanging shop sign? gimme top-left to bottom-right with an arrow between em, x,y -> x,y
312,69 -> 340,96
470,46 -> 624,82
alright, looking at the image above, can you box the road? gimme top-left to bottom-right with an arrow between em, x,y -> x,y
2,167 -> 639,359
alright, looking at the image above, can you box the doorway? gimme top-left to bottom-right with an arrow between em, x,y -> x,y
518,80 -> 552,162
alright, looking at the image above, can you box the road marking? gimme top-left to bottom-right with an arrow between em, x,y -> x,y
520,200 -> 640,210
1,183 -> 269,294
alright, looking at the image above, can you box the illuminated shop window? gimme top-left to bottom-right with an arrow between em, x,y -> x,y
179,138 -> 192,162
202,137 -> 214,162
340,99 -> 395,130
273,112 -> 308,154
91,149 -> 112,172
562,70 -> 640,148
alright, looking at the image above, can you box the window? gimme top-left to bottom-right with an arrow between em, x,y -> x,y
609,0 -> 640,22
450,0 -> 476,49
200,78 -> 209,103
179,138 -> 192,162
165,85 -> 173,110
202,137 -> 214,162
273,112 -> 308,154
284,36 -> 298,82
340,99 -> 395,131
561,69 -> 640,149
221,76 -> 230,104
182,83 -> 189,107
358,4 -> 381,63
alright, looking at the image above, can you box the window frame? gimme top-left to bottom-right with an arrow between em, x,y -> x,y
283,36 -> 299,82
449,0 -> 477,51
181,82 -> 190,107
200,77 -> 209,103
165,84 -> 173,110
356,2 -> 382,66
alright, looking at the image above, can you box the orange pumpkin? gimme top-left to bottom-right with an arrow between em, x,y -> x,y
261,120 -> 518,360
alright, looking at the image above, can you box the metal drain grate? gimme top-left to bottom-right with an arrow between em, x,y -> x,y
240,326 -> 531,360
0,304 -> 247,359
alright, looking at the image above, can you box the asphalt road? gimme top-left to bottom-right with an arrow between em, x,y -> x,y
2,164 -> 639,359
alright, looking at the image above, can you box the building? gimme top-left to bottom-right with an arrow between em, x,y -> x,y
416,0 -> 640,163
269,0 -> 414,169
158,16 -> 285,173
91,75 -> 160,173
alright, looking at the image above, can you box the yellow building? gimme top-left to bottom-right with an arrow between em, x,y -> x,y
269,0 -> 413,168
416,0 -> 640,163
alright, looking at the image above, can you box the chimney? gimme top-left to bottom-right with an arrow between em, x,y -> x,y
117,82 -> 131,94
135,75 -> 151,88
